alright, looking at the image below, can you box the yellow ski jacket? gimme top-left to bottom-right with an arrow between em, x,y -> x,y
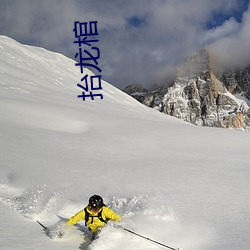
67,206 -> 121,233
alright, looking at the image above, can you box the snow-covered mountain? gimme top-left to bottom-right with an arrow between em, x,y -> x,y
124,49 -> 250,130
1,36 -> 250,250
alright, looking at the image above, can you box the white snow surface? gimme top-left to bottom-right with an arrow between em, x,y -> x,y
0,35 -> 250,250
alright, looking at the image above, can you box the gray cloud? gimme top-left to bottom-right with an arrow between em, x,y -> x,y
209,6 -> 250,69
0,0 -> 249,89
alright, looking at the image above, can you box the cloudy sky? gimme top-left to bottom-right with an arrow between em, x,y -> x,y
0,0 -> 249,89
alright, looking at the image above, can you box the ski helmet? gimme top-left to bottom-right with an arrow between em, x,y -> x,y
89,195 -> 104,210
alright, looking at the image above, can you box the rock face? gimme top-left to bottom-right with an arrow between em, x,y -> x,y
218,66 -> 250,100
123,84 -> 147,103
123,49 -> 250,130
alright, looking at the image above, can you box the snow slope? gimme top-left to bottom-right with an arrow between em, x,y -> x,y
0,35 -> 250,250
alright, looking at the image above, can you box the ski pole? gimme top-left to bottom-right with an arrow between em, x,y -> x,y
122,227 -> 180,250
37,220 -> 48,231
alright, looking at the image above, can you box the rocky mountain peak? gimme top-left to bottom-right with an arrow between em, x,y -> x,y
177,48 -> 210,78
123,49 -> 250,130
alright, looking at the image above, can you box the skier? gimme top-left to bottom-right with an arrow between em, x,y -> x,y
66,194 -> 122,239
